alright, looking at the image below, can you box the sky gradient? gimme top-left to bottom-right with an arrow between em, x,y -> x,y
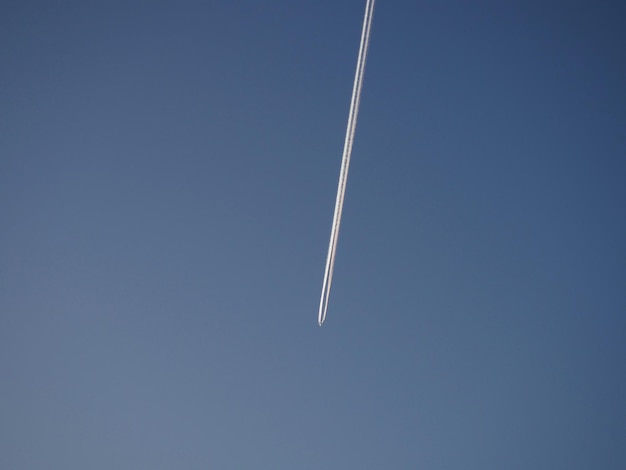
2,1 -> 625,468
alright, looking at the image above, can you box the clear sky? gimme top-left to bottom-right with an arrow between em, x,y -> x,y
2,1 -> 625,468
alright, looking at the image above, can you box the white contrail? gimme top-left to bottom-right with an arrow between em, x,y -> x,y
318,0 -> 375,326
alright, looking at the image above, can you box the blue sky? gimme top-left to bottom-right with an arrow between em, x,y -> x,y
2,1 -> 625,468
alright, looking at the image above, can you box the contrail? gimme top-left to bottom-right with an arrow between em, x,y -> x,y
318,0 -> 375,326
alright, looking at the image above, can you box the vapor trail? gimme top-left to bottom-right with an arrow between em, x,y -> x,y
318,0 -> 375,326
